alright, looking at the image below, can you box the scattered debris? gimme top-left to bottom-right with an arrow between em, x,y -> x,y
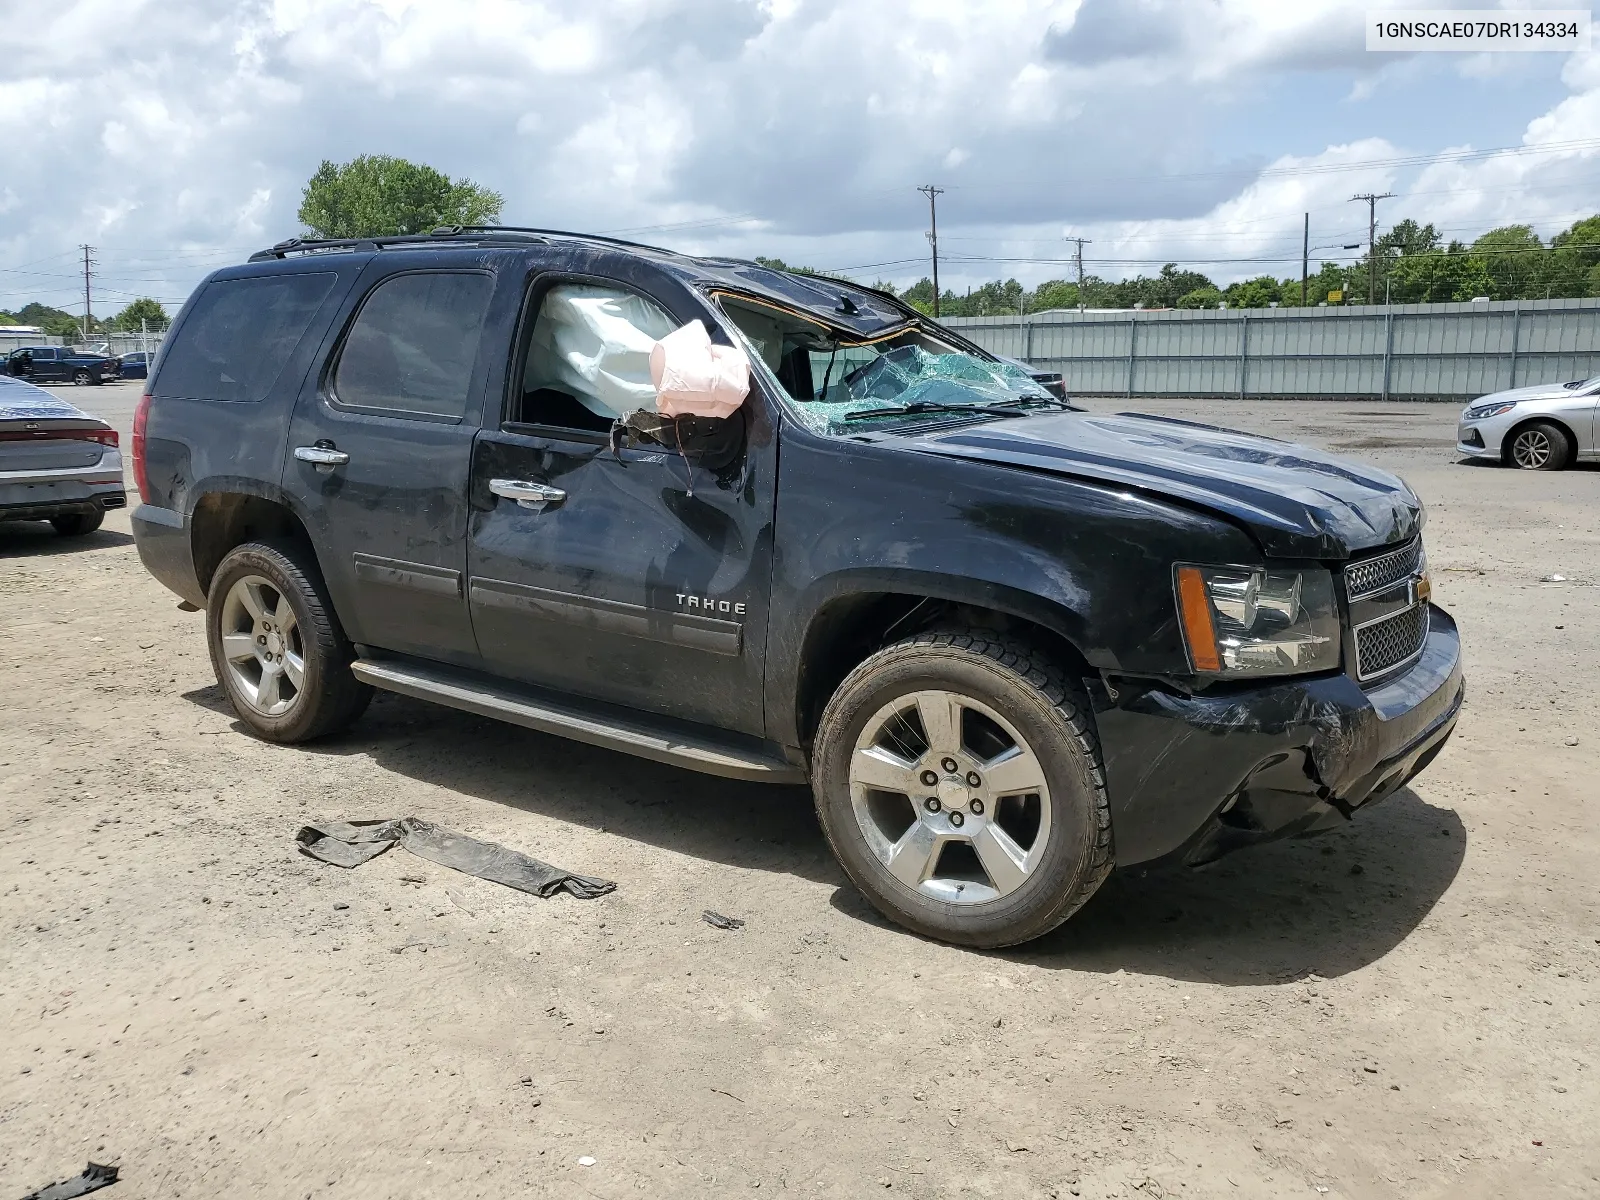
19,1162 -> 118,1200
296,818 -> 616,899
577,1156 -> 596,1167
1539,574 -> 1567,583
1004,1139 -> 1029,1153
1564,736 -> 1580,747
701,910 -> 745,930
710,1087 -> 745,1103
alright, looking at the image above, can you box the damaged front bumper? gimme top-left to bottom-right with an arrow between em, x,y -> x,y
1095,605 -> 1463,867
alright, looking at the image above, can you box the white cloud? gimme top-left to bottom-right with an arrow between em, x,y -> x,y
0,0 -> 1595,319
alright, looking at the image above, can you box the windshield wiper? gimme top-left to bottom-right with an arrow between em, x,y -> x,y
841,398 -> 1055,422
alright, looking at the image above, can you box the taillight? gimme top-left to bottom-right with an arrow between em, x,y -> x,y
132,391 -> 152,502
0,426 -> 117,445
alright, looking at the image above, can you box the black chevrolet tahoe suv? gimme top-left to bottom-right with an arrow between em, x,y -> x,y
131,227 -> 1463,948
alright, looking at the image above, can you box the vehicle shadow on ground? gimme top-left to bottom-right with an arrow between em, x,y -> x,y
182,685 -> 1467,978
998,788 -> 1466,984
0,523 -> 134,558
183,684 -> 842,886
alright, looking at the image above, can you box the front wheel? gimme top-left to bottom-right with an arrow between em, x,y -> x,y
206,541 -> 372,742
812,630 -> 1113,948
1507,420 -> 1574,471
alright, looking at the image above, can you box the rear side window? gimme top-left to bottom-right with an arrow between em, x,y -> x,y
153,272 -> 336,403
331,272 -> 493,421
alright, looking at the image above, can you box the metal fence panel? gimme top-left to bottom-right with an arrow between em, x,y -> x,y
945,298 -> 1600,401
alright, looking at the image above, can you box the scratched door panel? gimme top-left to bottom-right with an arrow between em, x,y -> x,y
466,426 -> 776,737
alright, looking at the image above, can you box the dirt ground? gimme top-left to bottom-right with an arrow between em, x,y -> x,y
2,388 -> 1596,1199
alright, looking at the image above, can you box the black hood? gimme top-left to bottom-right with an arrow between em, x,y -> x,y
910,411 -> 1422,559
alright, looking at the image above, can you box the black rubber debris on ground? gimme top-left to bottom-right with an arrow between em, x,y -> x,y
20,1162 -> 119,1200
702,909 -> 746,930
296,818 -> 616,899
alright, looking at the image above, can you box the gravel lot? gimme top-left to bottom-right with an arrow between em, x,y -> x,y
2,386 -> 1596,1199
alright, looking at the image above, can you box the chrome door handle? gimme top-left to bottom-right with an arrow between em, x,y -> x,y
294,445 -> 350,466
490,478 -> 567,511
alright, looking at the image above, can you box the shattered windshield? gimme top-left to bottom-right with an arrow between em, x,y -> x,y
717,296 -> 1052,434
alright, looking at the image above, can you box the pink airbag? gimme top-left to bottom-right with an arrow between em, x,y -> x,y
649,320 -> 750,418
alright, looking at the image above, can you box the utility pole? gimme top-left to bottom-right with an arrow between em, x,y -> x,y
1066,236 -> 1092,309
1350,193 -> 1393,305
918,185 -> 944,317
1301,213 -> 1309,307
79,244 -> 96,343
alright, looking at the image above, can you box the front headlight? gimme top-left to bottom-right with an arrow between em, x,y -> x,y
1175,565 -> 1341,677
1464,400 -> 1517,420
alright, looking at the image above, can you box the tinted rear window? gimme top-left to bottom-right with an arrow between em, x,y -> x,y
153,272 -> 336,403
331,271 -> 493,421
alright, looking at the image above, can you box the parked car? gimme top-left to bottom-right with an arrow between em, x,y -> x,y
995,354 -> 1071,404
129,227 -> 1462,948
0,374 -> 126,535
118,351 -> 152,381
5,345 -> 121,386
1456,376 -> 1599,470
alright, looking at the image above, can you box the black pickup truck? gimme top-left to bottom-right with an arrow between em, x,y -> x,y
130,228 -> 1463,948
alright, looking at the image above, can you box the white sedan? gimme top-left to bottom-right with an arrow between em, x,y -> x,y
1456,376 -> 1600,470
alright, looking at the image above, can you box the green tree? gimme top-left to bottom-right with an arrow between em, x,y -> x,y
1176,285 -> 1222,309
1028,279 -> 1080,311
297,154 -> 504,239
110,297 -> 168,332
1223,276 -> 1281,308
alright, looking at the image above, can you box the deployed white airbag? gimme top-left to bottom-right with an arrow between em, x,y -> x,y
525,284 -> 678,421
649,320 -> 750,419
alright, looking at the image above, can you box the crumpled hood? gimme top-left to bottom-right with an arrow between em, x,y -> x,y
912,411 -> 1422,559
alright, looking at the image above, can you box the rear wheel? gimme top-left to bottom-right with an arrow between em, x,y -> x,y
812,630 -> 1112,948
206,541 -> 372,742
72,368 -> 92,386
1507,420 -> 1574,471
50,510 -> 103,536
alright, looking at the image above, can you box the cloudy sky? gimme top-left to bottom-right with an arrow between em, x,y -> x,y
3,0 -> 1599,320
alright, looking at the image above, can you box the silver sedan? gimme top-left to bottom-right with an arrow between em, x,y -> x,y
1456,377 -> 1599,470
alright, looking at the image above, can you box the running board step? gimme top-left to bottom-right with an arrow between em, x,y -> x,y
351,658 -> 805,785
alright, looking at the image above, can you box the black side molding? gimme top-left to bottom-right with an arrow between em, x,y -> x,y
470,577 -> 742,656
353,552 -> 463,597
350,657 -> 803,784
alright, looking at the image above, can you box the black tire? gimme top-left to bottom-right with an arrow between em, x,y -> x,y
206,540 -> 372,742
812,630 -> 1113,949
1506,420 -> 1574,471
72,368 -> 91,386
50,510 -> 104,536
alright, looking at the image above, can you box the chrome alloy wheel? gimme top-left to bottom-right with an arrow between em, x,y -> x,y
849,690 -> 1052,905
219,574 -> 305,716
1511,427 -> 1554,469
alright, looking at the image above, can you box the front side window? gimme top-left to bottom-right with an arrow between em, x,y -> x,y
154,272 -> 335,403
333,272 -> 494,421
717,297 -> 1047,434
516,283 -> 679,432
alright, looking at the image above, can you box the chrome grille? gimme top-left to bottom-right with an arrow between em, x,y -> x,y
1344,538 -> 1423,599
1354,604 -> 1428,680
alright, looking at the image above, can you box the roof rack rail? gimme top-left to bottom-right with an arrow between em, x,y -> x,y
246,224 -> 677,263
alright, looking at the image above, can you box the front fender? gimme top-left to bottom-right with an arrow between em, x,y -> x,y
764,429 -> 1261,749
